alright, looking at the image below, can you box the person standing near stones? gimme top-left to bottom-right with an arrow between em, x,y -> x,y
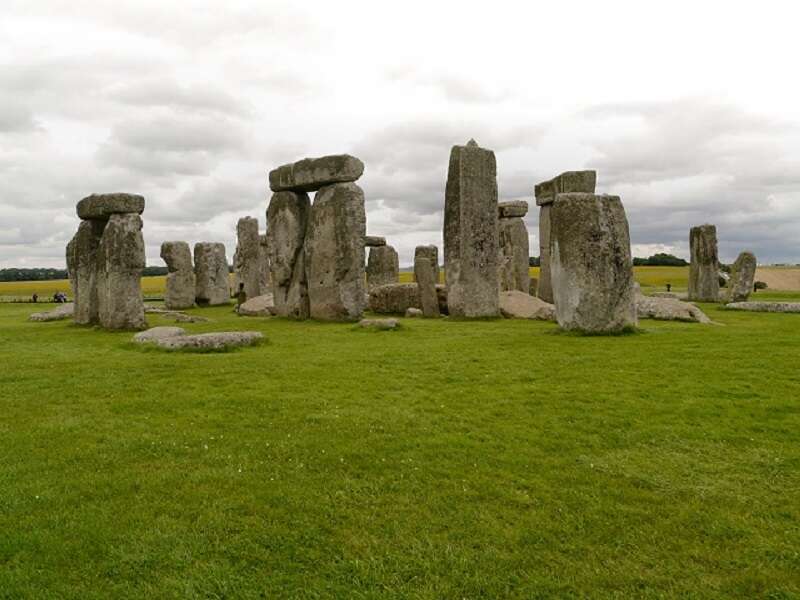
236,282 -> 247,310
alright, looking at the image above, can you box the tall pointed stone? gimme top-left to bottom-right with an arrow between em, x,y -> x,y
498,201 -> 530,293
444,139 -> 499,317
266,191 -> 311,319
194,243 -> 230,306
688,224 -> 720,302
726,251 -> 756,303
236,216 -> 262,299
161,241 -> 195,310
414,248 -> 440,318
96,213 -> 146,330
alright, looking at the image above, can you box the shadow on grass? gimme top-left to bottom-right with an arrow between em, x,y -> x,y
546,325 -> 644,337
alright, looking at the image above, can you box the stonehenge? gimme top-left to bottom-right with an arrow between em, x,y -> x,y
414,247 -> 440,318
365,236 -> 386,247
267,154 -> 367,321
366,244 -> 399,290
534,171 -> 596,303
444,139 -> 499,317
259,234 -> 271,293
68,193 -> 146,330
688,224 -> 720,302
414,245 -> 440,285
726,251 -> 757,303
497,201 -> 530,293
236,216 -> 262,299
194,242 -> 230,306
161,241 -> 195,310
550,193 -> 637,333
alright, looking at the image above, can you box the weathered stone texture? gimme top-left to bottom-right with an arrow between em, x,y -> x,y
534,171 -> 597,206
266,191 -> 311,319
725,301 -> 800,313
414,245 -> 440,285
259,234 -> 271,293
537,204 -> 553,303
726,251 -> 757,303
499,291 -> 555,321
269,154 -> 364,192
498,217 -> 530,293
72,220 -> 106,325
688,224 -> 720,302
305,182 -> 366,321
636,295 -> 711,323
366,245 -> 399,290
236,216 -> 262,299
96,213 -> 146,330
161,241 -> 195,310
550,193 -> 636,333
365,236 -> 387,247
157,331 -> 263,351
444,140 -> 499,317
77,193 -> 145,220
414,254 -> 440,318
368,283 -> 448,315
66,235 -> 77,298
29,303 -> 74,322
194,242 -> 230,306
498,200 -> 529,218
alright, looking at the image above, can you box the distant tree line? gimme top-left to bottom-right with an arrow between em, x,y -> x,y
0,266 -> 169,282
632,253 -> 688,267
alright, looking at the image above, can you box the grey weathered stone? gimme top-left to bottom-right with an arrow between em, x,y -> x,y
258,234 -> 271,293
96,213 -> 146,330
405,307 -> 423,318
725,302 -> 800,313
29,303 -> 74,322
726,251 -> 757,303
266,191 -> 310,319
358,318 -> 398,330
534,171 -> 597,206
688,224 -> 720,302
499,291 -> 555,321
498,200 -> 529,218
535,171 -> 596,303
269,154 -> 364,192
529,277 -> 538,296
651,291 -> 681,299
305,182 -> 366,321
414,252 -> 440,318
635,294 -> 711,323
76,193 -> 145,220
365,236 -> 387,247
71,220 -> 105,325
66,235 -> 77,298
133,326 -> 186,343
156,331 -> 263,350
194,242 -> 230,306
238,294 -> 275,317
161,241 -> 195,310
444,139 -> 499,317
550,193 -> 636,333
236,216 -> 262,299
414,245 -> 440,285
366,245 -> 399,290
498,216 -> 530,293
369,282 -> 448,315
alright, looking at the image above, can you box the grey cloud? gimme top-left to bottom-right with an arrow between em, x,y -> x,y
387,67 -> 509,104
108,78 -> 251,116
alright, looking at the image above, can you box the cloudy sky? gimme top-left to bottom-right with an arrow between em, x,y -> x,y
2,0 -> 799,268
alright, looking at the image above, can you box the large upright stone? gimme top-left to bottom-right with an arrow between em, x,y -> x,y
726,251 -> 757,303
305,182 -> 366,321
96,213 -> 146,330
688,224 -> 720,302
236,216 -> 262,299
71,220 -> 106,325
76,193 -> 145,220
366,245 -> 399,290
66,234 -> 78,299
258,234 -> 271,293
266,191 -> 311,319
161,241 -> 195,310
550,193 -> 636,333
414,251 -> 440,318
444,139 -> 499,317
498,201 -> 530,293
414,245 -> 440,285
269,154 -> 364,193
194,243 -> 230,306
535,171 -> 596,303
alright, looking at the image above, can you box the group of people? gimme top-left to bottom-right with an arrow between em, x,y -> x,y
30,291 -> 68,303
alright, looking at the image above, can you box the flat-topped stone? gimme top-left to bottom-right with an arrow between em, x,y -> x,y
534,171 -> 596,206
133,326 -> 187,343
498,200 -> 529,218
77,193 -> 145,220
365,236 -> 387,247
725,302 -> 800,313
269,154 -> 364,192
156,331 -> 263,350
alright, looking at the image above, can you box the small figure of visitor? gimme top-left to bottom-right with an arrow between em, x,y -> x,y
236,283 -> 247,311
666,283 -> 672,292
53,291 -> 67,303
32,293 -> 38,303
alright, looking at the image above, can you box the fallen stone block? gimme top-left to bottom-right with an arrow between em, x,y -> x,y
29,303 -> 74,322
156,331 -> 264,350
725,302 -> 800,313
358,318 -> 398,330
499,291 -> 555,321
405,307 -> 423,318
238,294 -> 276,317
133,326 -> 186,343
636,295 -> 711,323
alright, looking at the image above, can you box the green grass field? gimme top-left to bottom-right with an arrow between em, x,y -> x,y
1,293 -> 799,598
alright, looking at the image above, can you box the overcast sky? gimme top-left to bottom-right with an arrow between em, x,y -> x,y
2,0 -> 799,268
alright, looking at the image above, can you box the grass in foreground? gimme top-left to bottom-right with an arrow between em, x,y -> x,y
1,300 -> 799,598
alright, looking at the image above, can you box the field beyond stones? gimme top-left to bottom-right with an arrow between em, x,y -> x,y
1,289 -> 799,598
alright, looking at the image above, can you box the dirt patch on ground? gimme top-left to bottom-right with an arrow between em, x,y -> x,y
755,267 -> 800,290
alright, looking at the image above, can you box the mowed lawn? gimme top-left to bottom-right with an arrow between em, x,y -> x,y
1,294 -> 799,598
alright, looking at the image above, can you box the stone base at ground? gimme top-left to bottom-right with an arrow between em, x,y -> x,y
498,291 -> 555,321
238,294 -> 276,317
636,295 -> 711,323
725,302 -> 800,313
358,318 -> 398,330
368,283 -> 448,315
726,251 -> 757,303
155,331 -> 263,350
29,303 -> 74,322
133,326 -> 187,343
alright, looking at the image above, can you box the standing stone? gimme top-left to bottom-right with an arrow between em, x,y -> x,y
414,250 -> 440,318
236,216 -> 262,299
266,191 -> 311,319
726,251 -> 757,303
66,234 -> 78,299
71,220 -> 106,325
535,170 -> 597,303
414,245 -> 440,285
258,234 -> 271,293
444,139 -> 499,317
96,213 -> 146,330
194,243 -> 230,306
688,224 -> 720,302
550,193 -> 636,333
269,154 -> 364,192
366,245 -> 399,290
161,241 -> 195,310
305,182 -> 366,321
498,201 -> 530,293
